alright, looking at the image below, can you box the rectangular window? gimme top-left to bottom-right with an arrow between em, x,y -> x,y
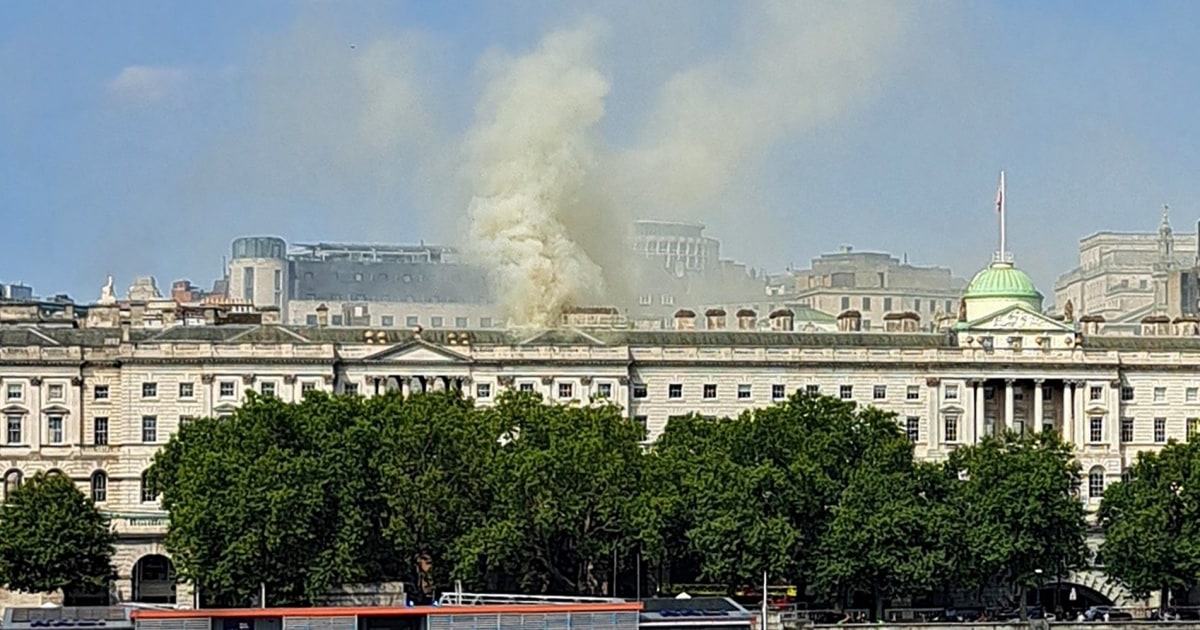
914,299 -> 921,311
93,385 -> 109,400
1090,386 -> 1103,401
5,413 -> 20,444
1188,388 -> 1199,403
179,382 -> 194,398
455,317 -> 468,328
883,297 -> 893,311
703,384 -> 717,399
219,381 -> 236,398
1154,417 -> 1167,443
92,475 -> 107,503
93,417 -> 108,446
1120,417 -> 1134,443
430,316 -> 444,328
944,415 -> 959,442
142,416 -> 158,443
331,315 -> 343,326
406,315 -> 419,327
47,383 -> 64,400
142,382 -> 157,398
46,414 -> 63,444
1089,416 -> 1103,443
1154,387 -> 1166,402
476,383 -> 492,399
179,415 -> 194,428
260,381 -> 276,397
381,315 -> 394,327
1188,418 -> 1200,441
518,382 -> 534,393
141,477 -> 157,503
1121,386 -> 1134,402
772,384 -> 786,400
343,383 -> 359,396
633,416 -> 648,437
558,383 -> 573,399
806,384 -> 820,396
306,314 -> 318,326
945,384 -> 959,400
906,385 -> 920,400
480,317 -> 493,328
861,297 -> 871,311
905,417 -> 919,442
840,297 -> 850,310
242,267 -> 254,301
597,383 -> 613,398
873,385 -> 887,400
1089,473 -> 1105,500
839,385 -> 853,399
669,384 -> 682,399
5,384 -> 21,401
301,381 -> 316,394
633,383 -> 647,399
738,384 -> 751,399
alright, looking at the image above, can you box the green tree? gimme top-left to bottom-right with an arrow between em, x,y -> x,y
450,391 -> 646,594
150,392 -> 392,606
814,438 -> 959,618
0,472 -> 116,597
1099,439 -> 1200,608
371,391 -> 498,597
946,431 -> 1089,616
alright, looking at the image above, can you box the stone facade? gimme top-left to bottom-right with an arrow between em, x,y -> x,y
5,261 -> 1200,608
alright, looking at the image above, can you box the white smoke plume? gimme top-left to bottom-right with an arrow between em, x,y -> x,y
614,0 -> 910,222
463,22 -> 616,329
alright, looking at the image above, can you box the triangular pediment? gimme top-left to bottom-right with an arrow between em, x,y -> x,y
962,304 -> 1074,333
364,338 -> 471,363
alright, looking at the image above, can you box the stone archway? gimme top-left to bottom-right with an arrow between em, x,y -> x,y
132,554 -> 177,604
1030,581 -> 1115,615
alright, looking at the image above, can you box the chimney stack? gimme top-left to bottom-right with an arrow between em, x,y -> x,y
768,308 -> 794,332
705,308 -> 727,330
735,309 -> 757,330
837,310 -> 863,332
673,309 -> 697,331
316,303 -> 330,328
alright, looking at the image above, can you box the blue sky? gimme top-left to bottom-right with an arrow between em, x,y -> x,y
3,0 -> 1200,303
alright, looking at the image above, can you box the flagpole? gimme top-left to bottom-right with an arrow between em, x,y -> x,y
999,170 -> 1006,260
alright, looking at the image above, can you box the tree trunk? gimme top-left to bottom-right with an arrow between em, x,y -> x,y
1161,586 -> 1169,614
872,582 -> 884,621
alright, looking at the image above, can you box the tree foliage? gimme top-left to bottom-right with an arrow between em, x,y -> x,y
0,472 -> 116,595
151,389 -> 1095,613
945,431 -> 1090,611
1099,439 -> 1200,604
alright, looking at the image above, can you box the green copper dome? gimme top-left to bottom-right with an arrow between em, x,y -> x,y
964,261 -> 1042,300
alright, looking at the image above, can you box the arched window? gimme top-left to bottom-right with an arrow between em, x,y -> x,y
140,471 -> 156,503
1088,466 -> 1106,499
3,469 -> 22,500
91,471 -> 108,503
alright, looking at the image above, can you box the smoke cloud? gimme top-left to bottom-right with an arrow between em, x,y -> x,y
463,22 -> 617,328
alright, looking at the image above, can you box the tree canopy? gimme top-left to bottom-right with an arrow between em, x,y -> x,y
150,388 -> 1093,613
1099,439 -> 1200,606
0,472 -> 116,596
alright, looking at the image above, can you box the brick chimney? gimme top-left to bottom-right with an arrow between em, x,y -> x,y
735,309 -> 757,330
768,308 -> 794,332
705,308 -> 727,330
673,309 -> 697,331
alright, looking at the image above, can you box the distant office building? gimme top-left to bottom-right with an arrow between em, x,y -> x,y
0,283 -> 33,300
770,246 -> 968,330
1054,208 -> 1200,333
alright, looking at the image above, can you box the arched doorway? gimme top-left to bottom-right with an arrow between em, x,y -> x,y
1028,581 -> 1115,617
132,554 -> 177,604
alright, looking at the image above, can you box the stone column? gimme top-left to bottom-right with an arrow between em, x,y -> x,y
1034,379 -> 1045,434
29,377 -> 41,449
927,378 -> 941,450
1004,379 -> 1015,435
963,380 -> 976,445
1073,380 -> 1087,446
974,380 -> 986,442
1070,379 -> 1080,441
1109,380 -> 1122,450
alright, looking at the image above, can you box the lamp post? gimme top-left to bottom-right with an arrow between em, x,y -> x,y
1034,569 -> 1044,608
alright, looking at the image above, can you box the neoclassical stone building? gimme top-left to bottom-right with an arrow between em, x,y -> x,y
1,254 -> 1198,609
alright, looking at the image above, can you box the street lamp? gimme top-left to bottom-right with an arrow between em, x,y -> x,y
1034,569 -> 1044,608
